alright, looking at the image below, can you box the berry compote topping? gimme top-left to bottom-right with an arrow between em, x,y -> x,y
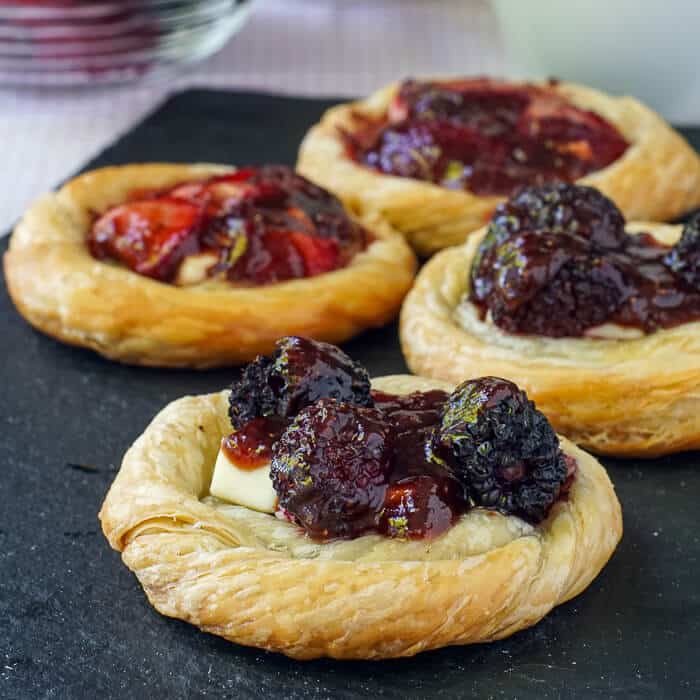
470,184 -> 700,337
87,198 -> 202,281
221,416 -> 287,470
372,390 -> 464,539
343,79 -> 628,196
88,165 -> 368,285
379,476 -> 463,539
223,337 -> 574,540
228,336 -> 372,429
271,400 -> 395,540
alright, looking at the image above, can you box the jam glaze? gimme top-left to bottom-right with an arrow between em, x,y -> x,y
221,416 -> 288,470
225,388 -> 575,540
372,390 -> 465,539
88,165 -> 369,285
343,79 -> 628,197
470,216 -> 700,338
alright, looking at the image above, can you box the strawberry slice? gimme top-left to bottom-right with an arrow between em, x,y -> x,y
89,198 -> 201,281
289,232 -> 341,276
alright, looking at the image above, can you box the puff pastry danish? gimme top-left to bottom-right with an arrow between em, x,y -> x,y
100,337 -> 622,660
401,183 -> 700,457
298,77 -> 700,255
3,163 -> 416,367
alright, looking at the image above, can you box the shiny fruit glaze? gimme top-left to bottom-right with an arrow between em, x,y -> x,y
470,184 -> 700,337
221,416 -> 287,470
372,390 -> 465,539
228,338 -> 575,541
88,165 -> 368,285
269,389 -> 465,541
344,79 -> 628,196
87,198 -> 202,281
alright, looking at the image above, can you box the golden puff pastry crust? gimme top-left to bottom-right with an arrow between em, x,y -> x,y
99,375 -> 622,660
401,222 -> 700,457
3,163 -> 416,368
298,79 -> 700,256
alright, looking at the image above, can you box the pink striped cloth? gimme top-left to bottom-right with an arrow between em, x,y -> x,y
0,0 -> 503,230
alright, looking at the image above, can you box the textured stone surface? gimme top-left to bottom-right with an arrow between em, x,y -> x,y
1,91 -> 699,699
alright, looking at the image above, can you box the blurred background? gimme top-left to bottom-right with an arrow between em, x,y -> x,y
1,0 -> 698,230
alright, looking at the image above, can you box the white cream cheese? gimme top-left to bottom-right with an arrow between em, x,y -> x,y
209,443 -> 277,513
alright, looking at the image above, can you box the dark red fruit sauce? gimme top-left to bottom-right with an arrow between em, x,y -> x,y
372,390 -> 463,539
224,389 -> 465,539
474,231 -> 700,337
88,165 -> 368,285
470,186 -> 700,337
343,79 -> 628,196
221,416 -> 287,470
601,234 -> 700,333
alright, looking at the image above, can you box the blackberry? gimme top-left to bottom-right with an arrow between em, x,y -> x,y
471,183 -> 626,303
433,377 -> 568,523
487,232 -> 628,336
228,353 -> 277,429
486,231 -> 584,313
270,400 -> 393,539
665,213 -> 700,291
228,336 -> 372,429
490,183 -> 626,248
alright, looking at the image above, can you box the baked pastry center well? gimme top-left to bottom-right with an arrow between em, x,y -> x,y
88,164 -> 369,286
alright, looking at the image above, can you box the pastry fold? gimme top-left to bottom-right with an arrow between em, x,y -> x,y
99,375 -> 622,660
4,164 -> 416,367
400,222 -> 700,457
298,80 -> 700,255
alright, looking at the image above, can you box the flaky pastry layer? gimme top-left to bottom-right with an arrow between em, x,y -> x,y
99,375 -> 622,660
3,164 -> 417,367
400,222 -> 700,456
298,80 -> 700,255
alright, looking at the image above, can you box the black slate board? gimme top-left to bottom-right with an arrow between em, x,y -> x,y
2,89 -> 700,700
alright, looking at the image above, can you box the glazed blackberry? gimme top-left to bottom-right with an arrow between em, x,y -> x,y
228,353 -> 277,429
665,214 -> 700,291
270,400 -> 393,539
490,183 -> 626,249
485,232 -> 586,313
487,233 -> 628,336
471,183 -> 626,304
228,336 -> 372,429
433,377 -> 567,523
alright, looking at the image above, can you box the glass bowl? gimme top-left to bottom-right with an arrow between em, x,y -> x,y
0,0 -> 255,86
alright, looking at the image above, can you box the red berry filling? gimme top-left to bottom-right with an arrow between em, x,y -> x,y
87,165 -> 368,284
470,184 -> 700,336
221,416 -> 288,470
226,338 -> 574,541
344,79 -> 628,196
89,198 -> 202,281
379,475 -> 463,539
